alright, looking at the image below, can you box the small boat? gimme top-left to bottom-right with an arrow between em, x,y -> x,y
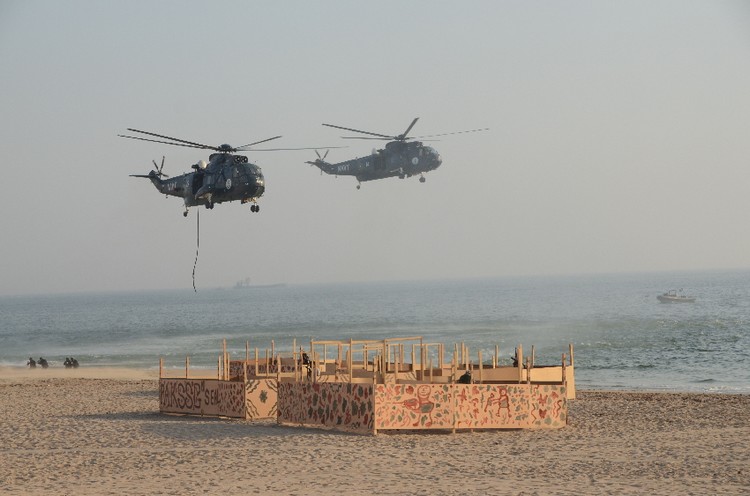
657,289 -> 695,303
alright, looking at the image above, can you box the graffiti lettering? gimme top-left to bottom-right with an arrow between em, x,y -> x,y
160,380 -> 203,409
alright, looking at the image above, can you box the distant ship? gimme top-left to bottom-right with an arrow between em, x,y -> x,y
234,278 -> 286,290
657,289 -> 695,303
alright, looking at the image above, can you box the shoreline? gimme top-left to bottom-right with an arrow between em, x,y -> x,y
1,373 -> 749,494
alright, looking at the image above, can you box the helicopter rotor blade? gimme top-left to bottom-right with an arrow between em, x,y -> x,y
315,150 -> 322,159
118,134 -> 208,149
415,127 -> 490,139
398,117 -> 419,140
323,149 -> 329,160
340,136 -> 391,140
235,136 -> 282,149
244,145 -> 346,152
322,123 -> 392,139
124,128 -> 215,149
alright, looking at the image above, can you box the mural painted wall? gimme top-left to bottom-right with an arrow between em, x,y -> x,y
374,383 -> 567,431
277,382 -> 374,434
374,384 -> 455,430
159,379 -> 245,418
245,379 -> 278,420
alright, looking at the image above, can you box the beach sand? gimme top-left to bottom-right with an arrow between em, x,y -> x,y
1,368 -> 748,495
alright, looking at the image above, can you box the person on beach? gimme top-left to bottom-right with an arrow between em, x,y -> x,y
27,357 -> 36,368
457,369 -> 472,384
64,357 -> 72,368
72,357 -> 79,368
38,357 -> 49,369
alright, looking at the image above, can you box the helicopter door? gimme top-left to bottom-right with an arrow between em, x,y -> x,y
192,172 -> 204,195
374,152 -> 386,171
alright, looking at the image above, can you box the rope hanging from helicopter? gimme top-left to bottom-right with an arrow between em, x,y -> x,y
192,209 -> 199,292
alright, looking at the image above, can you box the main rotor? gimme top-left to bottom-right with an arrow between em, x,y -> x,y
322,118 -> 489,142
118,128 -> 282,153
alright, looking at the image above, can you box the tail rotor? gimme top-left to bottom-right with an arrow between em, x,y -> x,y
306,149 -> 330,175
153,156 -> 169,177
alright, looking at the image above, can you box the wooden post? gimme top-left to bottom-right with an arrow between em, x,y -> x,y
531,345 -> 536,370
246,340 -> 250,362
217,356 -> 220,380
411,344 -> 416,374
159,357 -> 163,379
419,336 -> 424,380
223,339 -> 227,380
517,344 -> 523,383
185,356 -> 189,379
451,343 -> 459,372
526,357 -> 531,385
569,343 -> 575,366
255,347 -> 259,376
394,347 -> 400,384
276,354 -> 281,383
348,339 -> 353,382
494,345 -> 498,368
429,357 -> 433,383
478,350 -> 483,384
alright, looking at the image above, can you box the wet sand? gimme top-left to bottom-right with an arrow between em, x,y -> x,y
1,367 -> 748,495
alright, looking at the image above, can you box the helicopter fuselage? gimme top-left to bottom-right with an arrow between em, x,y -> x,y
315,141 -> 441,183
143,152 -> 265,209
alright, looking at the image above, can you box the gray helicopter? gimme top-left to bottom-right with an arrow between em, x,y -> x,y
121,128 -> 337,216
307,118 -> 488,189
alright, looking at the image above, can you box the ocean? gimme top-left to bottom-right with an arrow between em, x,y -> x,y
2,269 -> 748,393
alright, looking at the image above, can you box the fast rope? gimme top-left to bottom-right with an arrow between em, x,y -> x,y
192,209 -> 199,292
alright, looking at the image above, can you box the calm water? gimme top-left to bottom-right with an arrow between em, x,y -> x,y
2,270 -> 749,393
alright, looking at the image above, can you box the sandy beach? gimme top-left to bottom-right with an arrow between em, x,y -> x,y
1,368 -> 748,495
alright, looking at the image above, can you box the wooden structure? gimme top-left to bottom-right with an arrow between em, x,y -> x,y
159,338 -> 573,434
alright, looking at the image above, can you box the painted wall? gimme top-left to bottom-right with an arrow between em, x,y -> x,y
277,382 -> 567,433
277,382 -> 374,434
245,378 -> 278,420
159,379 -> 245,418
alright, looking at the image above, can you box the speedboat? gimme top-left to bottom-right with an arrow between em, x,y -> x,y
657,289 -> 695,303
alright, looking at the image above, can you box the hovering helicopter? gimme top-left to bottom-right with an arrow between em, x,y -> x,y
307,118 -> 487,189
121,128 -> 335,216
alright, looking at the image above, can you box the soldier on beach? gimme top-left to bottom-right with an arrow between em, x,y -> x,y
38,357 -> 48,369
27,357 -> 36,368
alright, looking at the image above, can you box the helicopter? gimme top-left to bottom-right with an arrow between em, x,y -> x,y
306,118 -> 487,189
120,128 -> 333,217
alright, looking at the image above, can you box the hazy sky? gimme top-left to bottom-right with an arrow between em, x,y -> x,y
1,1 -> 749,296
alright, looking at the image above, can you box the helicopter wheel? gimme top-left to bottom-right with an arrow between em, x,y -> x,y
356,184 -> 361,190
183,211 -> 188,218
419,176 -> 426,183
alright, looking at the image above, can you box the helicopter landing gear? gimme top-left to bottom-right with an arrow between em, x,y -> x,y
183,210 -> 188,217
419,175 -> 426,183
356,183 -> 361,190
205,201 -> 214,209
250,204 -> 260,213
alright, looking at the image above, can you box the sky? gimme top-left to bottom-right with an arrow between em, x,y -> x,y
1,0 -> 749,296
